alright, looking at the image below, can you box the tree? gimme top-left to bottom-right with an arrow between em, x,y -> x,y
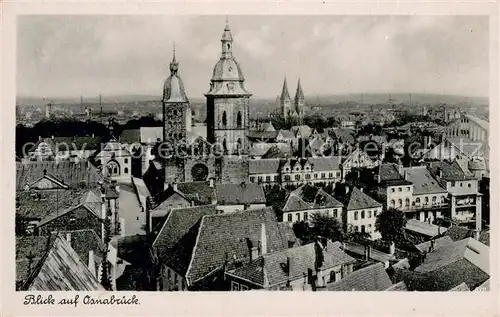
100,216 -> 113,290
310,213 -> 344,242
375,207 -> 407,243
264,185 -> 288,221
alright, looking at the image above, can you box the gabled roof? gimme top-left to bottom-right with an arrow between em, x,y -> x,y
291,125 -> 312,138
415,236 -> 454,253
427,161 -> 476,181
56,229 -> 105,268
23,236 -> 104,291
277,129 -> 295,139
415,238 -> 489,274
403,166 -> 446,195
261,144 -> 291,159
283,185 -> 343,212
176,182 -> 216,205
248,159 -> 281,174
405,219 -> 448,238
464,114 -> 489,131
171,208 -> 297,284
228,240 -> 355,288
328,128 -> 355,144
307,156 -> 342,171
153,205 -> 217,260
16,235 -> 56,284
323,262 -> 392,291
215,182 -> 266,205
342,187 -> 382,211
16,161 -> 103,191
247,130 -> 279,140
95,139 -> 131,159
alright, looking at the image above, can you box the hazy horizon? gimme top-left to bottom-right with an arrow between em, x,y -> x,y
18,15 -> 489,99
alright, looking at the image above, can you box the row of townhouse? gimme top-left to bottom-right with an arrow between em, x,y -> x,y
248,148 -> 377,187
281,184 -> 383,240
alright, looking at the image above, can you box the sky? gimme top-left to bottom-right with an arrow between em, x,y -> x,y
17,15 -> 489,100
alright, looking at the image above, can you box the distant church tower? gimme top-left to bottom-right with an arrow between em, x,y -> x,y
162,45 -> 192,144
294,78 -> 305,117
205,22 -> 252,183
280,77 -> 292,119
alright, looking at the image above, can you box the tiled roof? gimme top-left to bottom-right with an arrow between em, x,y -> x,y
215,182 -> 266,205
379,164 -> 404,182
278,129 -> 295,139
307,156 -> 341,171
415,238 -> 489,274
176,182 -> 216,205
415,236 -> 454,253
261,144 -> 291,159
385,281 -> 408,291
229,240 -> 355,287
56,229 -> 105,267
344,187 -> 382,211
185,207 -> 297,283
247,130 -> 279,140
405,219 -> 448,238
323,262 -> 392,291
16,235 -> 56,283
291,125 -> 313,138
16,189 -> 91,220
119,129 -> 141,144
446,137 -> 488,159
16,161 -> 103,191
250,142 -> 286,157
328,128 -> 355,144
283,185 -> 343,212
153,205 -> 217,260
249,159 -> 280,174
24,236 -> 104,291
427,161 -> 475,181
403,166 -> 446,195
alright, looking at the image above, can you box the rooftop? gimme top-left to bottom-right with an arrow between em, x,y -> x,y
403,166 -> 446,195
322,262 -> 393,291
215,182 -> 266,205
283,185 -> 343,212
405,219 -> 448,238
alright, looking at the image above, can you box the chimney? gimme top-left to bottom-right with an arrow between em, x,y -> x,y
428,239 -> 435,253
389,241 -> 395,256
172,182 -> 178,191
345,185 -> 350,195
88,250 -> 97,277
209,178 -> 214,188
66,232 -> 71,245
360,187 -> 364,193
101,192 -> 106,203
437,167 -> 443,178
38,135 -> 42,141
364,245 -> 371,260
51,135 -> 54,140
92,133 -> 95,138
260,223 -> 267,255
404,169 -> 408,181
115,185 -> 120,194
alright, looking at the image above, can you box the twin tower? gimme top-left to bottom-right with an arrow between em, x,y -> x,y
161,22 -> 251,184
279,77 -> 305,120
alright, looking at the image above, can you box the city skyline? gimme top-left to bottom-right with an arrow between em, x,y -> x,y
18,15 -> 489,100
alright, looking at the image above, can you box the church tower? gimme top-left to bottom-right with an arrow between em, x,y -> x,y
205,22 -> 251,155
205,22 -> 251,184
280,77 -> 292,119
162,45 -> 192,144
294,78 -> 305,117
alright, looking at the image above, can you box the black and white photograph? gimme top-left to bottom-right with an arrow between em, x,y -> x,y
11,12 -> 492,296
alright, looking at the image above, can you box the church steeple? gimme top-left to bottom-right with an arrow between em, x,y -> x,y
294,78 -> 305,116
280,77 -> 291,101
170,42 -> 179,75
221,21 -> 233,59
295,78 -> 304,101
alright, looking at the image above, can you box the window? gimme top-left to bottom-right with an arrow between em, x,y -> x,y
250,176 -> 255,182
321,173 -> 325,178
328,173 -> 333,178
432,196 -> 437,204
287,214 -> 292,222
460,182 -> 463,187
451,182 -> 456,187
241,285 -> 249,291
174,274 -> 178,284
222,111 -> 227,127
354,211 -> 358,220
285,175 -> 291,181
416,197 -> 420,204
336,172 -> 341,177
390,200 -> 395,207
361,211 -> 365,219
334,210 -> 338,218
368,224 -> 372,233
329,271 -> 336,283
231,281 -> 240,291
398,187 -> 402,192
295,175 -> 300,181
236,111 -> 242,128
354,226 -> 359,232
124,167 -> 128,174
398,199 -> 402,207
367,210 -> 372,218
468,183 -> 472,188
124,158 -> 128,164
167,269 -> 171,280
258,176 -> 263,182
407,187 -> 410,191
274,175 -> 279,182
374,210 -> 378,217
296,213 -> 300,221
304,212 -> 308,221
391,188 -> 395,193
405,198 -> 410,207
424,197 -> 429,205
314,173 -> 318,179
285,168 -> 289,172
305,174 -> 311,180
266,176 -> 270,182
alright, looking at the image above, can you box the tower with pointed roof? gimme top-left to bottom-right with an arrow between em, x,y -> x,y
280,77 -> 292,119
294,78 -> 305,117
162,44 -> 192,144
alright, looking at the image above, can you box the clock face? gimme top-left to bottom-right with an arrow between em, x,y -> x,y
227,83 -> 235,92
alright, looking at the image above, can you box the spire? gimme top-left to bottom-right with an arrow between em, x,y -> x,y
280,77 -> 291,101
295,78 -> 304,100
169,41 -> 179,75
221,20 -> 233,58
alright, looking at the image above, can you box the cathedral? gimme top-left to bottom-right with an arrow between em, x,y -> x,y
160,22 -> 251,185
279,77 -> 305,120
